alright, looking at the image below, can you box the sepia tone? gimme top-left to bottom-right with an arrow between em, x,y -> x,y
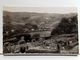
3,7 -> 78,56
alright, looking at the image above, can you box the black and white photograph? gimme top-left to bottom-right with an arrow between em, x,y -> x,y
3,7 -> 79,56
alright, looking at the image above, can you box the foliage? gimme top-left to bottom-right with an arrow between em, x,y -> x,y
51,15 -> 78,35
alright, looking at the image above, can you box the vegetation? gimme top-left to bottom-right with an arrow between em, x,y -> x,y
51,15 -> 78,35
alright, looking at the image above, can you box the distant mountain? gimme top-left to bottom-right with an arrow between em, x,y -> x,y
3,11 -> 77,30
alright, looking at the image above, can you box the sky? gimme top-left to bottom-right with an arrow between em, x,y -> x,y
3,7 -> 77,14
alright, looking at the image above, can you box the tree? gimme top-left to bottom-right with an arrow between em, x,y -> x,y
51,15 -> 78,35
24,23 -> 38,31
32,34 -> 40,41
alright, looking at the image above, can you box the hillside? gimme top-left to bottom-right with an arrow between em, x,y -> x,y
3,11 -> 77,31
